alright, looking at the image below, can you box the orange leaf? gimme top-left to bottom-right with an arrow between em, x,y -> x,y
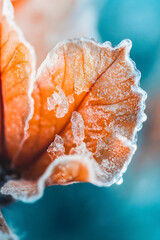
0,0 -> 35,161
0,0 -> 147,202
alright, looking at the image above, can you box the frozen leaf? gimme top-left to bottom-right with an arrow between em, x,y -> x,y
0,0 -> 35,160
0,0 -> 147,204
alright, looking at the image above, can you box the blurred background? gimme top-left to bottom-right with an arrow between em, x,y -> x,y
2,0 -> 160,239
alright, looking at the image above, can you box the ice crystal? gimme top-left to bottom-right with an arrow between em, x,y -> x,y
47,89 -> 68,118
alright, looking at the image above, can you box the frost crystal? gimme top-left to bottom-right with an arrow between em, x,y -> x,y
71,111 -> 85,146
95,139 -> 109,158
47,135 -> 65,159
100,158 -> 116,172
68,94 -> 75,104
47,89 -> 68,118
98,158 -> 117,183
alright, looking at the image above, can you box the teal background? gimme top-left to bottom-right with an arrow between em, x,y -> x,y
2,0 -> 160,239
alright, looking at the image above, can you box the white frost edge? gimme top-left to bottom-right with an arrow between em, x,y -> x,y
10,154 -> 96,203
2,0 -> 37,161
1,2 -> 147,201
20,39 -> 146,202
92,39 -> 147,187
37,39 -> 146,188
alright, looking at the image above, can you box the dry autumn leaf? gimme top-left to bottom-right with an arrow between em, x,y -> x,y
0,0 -> 147,204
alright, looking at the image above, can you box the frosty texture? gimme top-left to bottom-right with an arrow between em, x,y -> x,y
0,0 -> 147,202
47,89 -> 69,118
71,111 -> 85,146
47,134 -> 65,159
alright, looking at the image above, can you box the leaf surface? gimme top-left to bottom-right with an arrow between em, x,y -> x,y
0,0 -> 35,161
0,0 -> 146,202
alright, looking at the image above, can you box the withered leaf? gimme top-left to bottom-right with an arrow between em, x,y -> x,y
0,0 -> 147,202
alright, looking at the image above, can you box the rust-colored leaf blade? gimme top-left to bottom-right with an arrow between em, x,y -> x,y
0,0 -> 146,203
0,0 -> 35,162
39,40 -> 146,186
16,39 -> 131,165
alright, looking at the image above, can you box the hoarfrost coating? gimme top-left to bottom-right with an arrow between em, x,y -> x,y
0,0 -> 147,203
